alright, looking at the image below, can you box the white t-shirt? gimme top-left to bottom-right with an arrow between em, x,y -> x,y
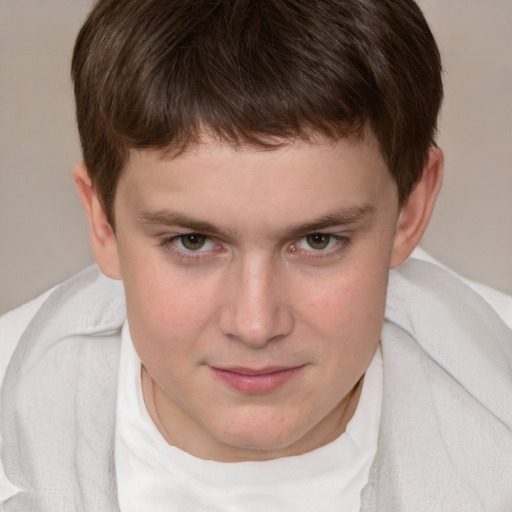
115,323 -> 382,512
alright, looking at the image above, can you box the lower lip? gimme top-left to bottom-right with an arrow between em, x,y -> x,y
211,366 -> 305,394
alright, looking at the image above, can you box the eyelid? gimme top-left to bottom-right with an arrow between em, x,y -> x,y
157,231 -> 350,264
288,233 -> 350,258
176,234 -> 217,252
158,233 -> 222,257
294,234 -> 340,251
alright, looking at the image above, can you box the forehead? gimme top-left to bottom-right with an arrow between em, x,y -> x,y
116,133 -> 397,231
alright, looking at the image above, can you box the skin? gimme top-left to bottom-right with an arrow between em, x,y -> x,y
74,132 -> 443,462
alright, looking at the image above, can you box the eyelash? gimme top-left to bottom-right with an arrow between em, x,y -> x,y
158,234 -> 222,260
158,232 -> 350,262
290,234 -> 350,259
291,234 -> 348,253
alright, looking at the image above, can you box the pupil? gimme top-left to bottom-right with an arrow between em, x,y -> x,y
182,234 -> 206,250
307,233 -> 330,250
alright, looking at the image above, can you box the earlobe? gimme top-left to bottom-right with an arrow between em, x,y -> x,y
73,163 -> 122,280
390,146 -> 444,268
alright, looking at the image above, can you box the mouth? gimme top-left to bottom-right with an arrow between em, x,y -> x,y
210,365 -> 306,394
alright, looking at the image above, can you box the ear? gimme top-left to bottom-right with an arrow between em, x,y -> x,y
390,146 -> 444,268
73,163 -> 122,279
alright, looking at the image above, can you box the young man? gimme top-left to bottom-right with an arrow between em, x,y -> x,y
1,0 -> 511,510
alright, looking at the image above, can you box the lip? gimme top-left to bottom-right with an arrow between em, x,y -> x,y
210,365 -> 306,394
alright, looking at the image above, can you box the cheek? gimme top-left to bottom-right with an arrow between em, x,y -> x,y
121,257 -> 221,361
303,264 -> 387,326
296,256 -> 388,361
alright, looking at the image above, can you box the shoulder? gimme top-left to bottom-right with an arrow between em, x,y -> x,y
379,256 -> 512,508
0,265 -> 125,380
0,288 -> 56,380
0,266 -> 125,508
387,253 -> 512,427
411,247 -> 512,328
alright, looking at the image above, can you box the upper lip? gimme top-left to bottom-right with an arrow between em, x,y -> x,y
211,365 -> 305,375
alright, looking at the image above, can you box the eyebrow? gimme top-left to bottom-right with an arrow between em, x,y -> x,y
281,204 -> 376,239
136,203 -> 376,239
137,210 -> 239,238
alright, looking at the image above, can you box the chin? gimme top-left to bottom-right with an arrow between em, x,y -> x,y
211,413 -> 307,460
226,431 -> 293,452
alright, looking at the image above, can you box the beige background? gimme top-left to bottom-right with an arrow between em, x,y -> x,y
1,0 -> 511,314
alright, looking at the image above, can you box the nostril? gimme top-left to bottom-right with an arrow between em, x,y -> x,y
219,306 -> 294,349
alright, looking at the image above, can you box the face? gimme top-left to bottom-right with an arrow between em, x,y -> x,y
111,134 -> 401,462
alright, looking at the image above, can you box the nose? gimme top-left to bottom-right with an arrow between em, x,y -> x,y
218,254 -> 294,348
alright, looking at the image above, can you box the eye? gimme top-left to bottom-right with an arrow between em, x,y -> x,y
158,232 -> 224,263
296,233 -> 340,251
174,233 -> 216,252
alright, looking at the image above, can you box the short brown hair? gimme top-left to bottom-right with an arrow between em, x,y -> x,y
72,0 -> 443,225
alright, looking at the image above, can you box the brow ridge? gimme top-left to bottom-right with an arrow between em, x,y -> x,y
137,203 -> 376,239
